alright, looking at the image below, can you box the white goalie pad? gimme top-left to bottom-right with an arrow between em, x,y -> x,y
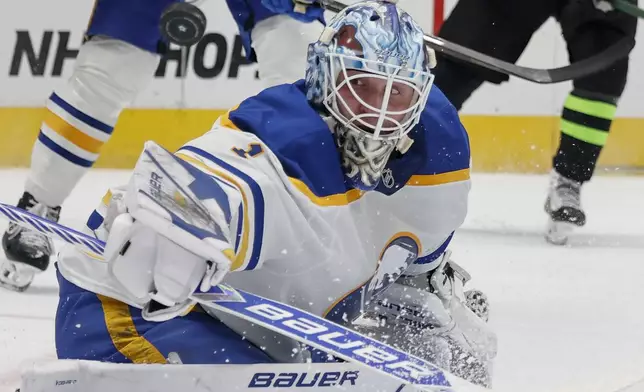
19,361 -> 404,392
20,360 -> 492,392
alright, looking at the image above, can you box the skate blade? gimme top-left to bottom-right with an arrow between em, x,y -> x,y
545,220 -> 576,245
0,260 -> 39,292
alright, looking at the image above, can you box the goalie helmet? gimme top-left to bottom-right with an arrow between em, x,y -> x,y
305,0 -> 435,190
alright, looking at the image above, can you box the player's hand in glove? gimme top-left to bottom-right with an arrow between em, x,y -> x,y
103,142 -> 234,322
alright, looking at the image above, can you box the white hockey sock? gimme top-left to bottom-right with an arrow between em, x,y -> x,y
25,36 -> 159,207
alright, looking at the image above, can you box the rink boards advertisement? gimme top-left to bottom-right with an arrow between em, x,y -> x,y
0,0 -> 642,171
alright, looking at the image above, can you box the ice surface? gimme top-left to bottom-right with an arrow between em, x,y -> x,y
0,169 -> 642,392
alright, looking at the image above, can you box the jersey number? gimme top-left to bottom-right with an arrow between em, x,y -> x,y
232,143 -> 263,159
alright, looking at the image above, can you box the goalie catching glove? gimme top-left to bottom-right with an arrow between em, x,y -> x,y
353,251 -> 497,387
102,142 -> 234,322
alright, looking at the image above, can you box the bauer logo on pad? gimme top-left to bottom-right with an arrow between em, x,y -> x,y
248,370 -> 359,388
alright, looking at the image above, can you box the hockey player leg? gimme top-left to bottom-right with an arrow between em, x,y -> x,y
545,2 -> 635,245
545,89 -> 621,245
55,269 -> 274,365
225,0 -> 325,87
431,62 -> 484,111
251,14 -> 324,87
432,0 -> 551,109
1,7 -> 163,291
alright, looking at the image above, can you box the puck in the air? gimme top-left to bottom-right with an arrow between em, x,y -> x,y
160,2 -> 207,47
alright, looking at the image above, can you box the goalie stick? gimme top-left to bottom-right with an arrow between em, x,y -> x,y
0,202 -> 488,392
312,0 -> 635,84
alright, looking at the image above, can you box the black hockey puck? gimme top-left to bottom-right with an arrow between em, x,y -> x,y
160,2 -> 207,47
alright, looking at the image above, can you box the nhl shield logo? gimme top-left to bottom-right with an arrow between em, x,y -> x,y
382,168 -> 395,189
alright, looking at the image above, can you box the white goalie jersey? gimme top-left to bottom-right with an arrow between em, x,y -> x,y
57,82 -> 471,326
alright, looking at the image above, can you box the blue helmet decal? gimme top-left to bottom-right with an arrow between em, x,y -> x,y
306,1 -> 431,110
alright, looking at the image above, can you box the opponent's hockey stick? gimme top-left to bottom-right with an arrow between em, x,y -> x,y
612,0 -> 644,18
0,202 -> 486,392
314,0 -> 635,84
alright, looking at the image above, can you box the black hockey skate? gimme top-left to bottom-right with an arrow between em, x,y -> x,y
0,192 -> 60,291
544,170 -> 586,245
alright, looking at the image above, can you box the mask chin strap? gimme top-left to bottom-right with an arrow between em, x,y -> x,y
396,134 -> 414,154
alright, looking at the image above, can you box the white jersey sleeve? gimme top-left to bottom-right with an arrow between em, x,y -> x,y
56,116 -> 304,306
174,118 -> 304,273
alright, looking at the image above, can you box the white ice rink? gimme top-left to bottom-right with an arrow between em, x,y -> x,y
0,169 -> 642,392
